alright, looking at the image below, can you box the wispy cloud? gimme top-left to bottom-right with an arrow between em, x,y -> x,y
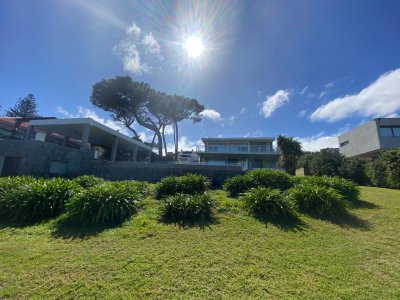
240,107 -> 246,114
319,91 -> 327,99
298,110 -> 307,117
325,81 -> 335,89
260,89 -> 291,118
311,68 -> 400,122
299,85 -> 309,95
113,22 -> 163,74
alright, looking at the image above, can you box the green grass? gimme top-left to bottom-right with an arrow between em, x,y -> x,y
1,186 -> 399,299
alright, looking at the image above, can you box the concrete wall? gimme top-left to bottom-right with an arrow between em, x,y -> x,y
90,161 -> 243,187
338,121 -> 381,157
0,140 -> 92,177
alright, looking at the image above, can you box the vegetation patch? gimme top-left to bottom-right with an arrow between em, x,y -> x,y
156,174 -> 211,199
72,175 -> 104,188
161,193 -> 214,222
242,187 -> 295,219
288,184 -> 348,216
66,181 -> 148,225
0,177 -> 78,222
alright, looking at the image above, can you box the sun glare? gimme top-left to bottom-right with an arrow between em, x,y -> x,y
184,36 -> 205,58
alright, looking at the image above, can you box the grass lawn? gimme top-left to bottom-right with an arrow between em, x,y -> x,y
0,186 -> 399,299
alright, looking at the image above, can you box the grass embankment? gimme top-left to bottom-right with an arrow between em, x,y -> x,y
0,186 -> 399,299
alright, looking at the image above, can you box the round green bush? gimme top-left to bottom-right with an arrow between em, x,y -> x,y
156,174 -> 211,199
223,175 -> 254,197
242,187 -> 295,218
161,193 -> 214,221
0,177 -> 79,222
72,175 -> 104,188
298,176 -> 360,202
66,181 -> 146,224
288,184 -> 348,216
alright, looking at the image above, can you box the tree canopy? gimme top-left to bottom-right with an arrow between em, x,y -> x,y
6,94 -> 40,118
90,76 -> 204,157
277,135 -> 302,175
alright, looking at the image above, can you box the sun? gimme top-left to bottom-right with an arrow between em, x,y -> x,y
184,36 -> 205,58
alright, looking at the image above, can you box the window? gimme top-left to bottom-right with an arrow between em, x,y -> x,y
340,141 -> 349,147
380,126 -> 400,137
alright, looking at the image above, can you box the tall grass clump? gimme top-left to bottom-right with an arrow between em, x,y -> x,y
0,177 -> 78,222
242,187 -> 295,218
288,184 -> 348,216
156,174 -> 210,199
73,175 -> 104,188
66,181 -> 148,225
224,169 -> 294,197
161,193 -> 214,222
298,176 -> 360,201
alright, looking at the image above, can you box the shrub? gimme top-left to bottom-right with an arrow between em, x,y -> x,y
73,175 -> 104,188
242,187 -> 294,218
366,150 -> 400,189
223,175 -> 253,197
223,169 -> 294,198
66,181 -> 146,224
298,176 -> 360,201
161,193 -> 214,221
156,174 -> 210,199
288,184 -> 348,215
0,177 -> 78,222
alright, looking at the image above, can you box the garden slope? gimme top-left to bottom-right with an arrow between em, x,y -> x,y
0,186 -> 399,299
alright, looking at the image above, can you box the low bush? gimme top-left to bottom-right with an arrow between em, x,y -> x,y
156,174 -> 211,199
73,175 -> 104,188
298,176 -> 360,201
66,181 -> 147,224
161,193 -> 214,221
0,177 -> 78,222
288,184 -> 348,216
223,169 -> 294,197
242,187 -> 294,218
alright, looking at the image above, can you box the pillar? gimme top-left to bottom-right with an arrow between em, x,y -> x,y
132,145 -> 137,162
111,136 -> 119,162
24,126 -> 34,140
80,124 -> 91,150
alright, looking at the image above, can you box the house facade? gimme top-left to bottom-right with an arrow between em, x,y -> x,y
197,137 -> 280,170
338,118 -> 400,159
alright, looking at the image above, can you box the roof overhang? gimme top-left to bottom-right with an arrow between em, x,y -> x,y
29,118 -> 153,152
201,137 -> 275,143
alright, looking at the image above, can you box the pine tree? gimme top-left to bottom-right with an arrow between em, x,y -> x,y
6,94 -> 40,118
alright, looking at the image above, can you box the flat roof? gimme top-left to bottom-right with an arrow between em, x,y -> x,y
29,118 -> 153,151
202,137 -> 275,143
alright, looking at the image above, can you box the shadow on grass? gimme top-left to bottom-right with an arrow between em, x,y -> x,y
160,215 -> 219,230
351,199 -> 380,210
307,211 -> 372,231
253,213 -> 308,232
51,217 -> 123,240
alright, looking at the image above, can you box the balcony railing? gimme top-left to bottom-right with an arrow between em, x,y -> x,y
201,146 -> 278,154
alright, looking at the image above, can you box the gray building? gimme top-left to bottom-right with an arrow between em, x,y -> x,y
338,118 -> 400,159
197,137 -> 280,170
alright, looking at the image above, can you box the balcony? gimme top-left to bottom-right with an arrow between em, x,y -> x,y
199,145 -> 279,154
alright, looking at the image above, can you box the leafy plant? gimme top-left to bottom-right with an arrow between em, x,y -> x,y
73,175 -> 104,188
161,193 -> 214,221
298,176 -> 360,202
223,169 -> 294,198
0,177 -> 78,222
242,187 -> 295,218
66,181 -> 147,224
156,174 -> 210,199
288,184 -> 348,216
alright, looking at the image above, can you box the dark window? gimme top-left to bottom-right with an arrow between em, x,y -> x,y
340,141 -> 349,147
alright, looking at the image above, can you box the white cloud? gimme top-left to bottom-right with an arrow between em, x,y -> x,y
298,110 -> 307,117
166,136 -> 202,152
200,109 -> 222,121
319,91 -> 327,98
228,115 -> 236,125
240,107 -> 246,114
311,68 -> 400,123
325,81 -> 335,89
296,132 -> 339,152
114,22 -> 162,74
260,89 -> 291,118
56,106 -> 129,135
299,85 -> 309,95
164,125 -> 174,135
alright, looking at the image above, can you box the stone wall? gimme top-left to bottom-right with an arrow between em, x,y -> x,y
90,161 -> 243,187
0,140 -> 92,177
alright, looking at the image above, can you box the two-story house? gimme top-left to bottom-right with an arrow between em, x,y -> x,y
196,137 -> 279,170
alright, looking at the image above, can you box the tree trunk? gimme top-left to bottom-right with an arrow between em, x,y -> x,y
162,125 -> 168,156
174,121 -> 179,161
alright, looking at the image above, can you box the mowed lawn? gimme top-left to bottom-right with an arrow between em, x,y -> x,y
0,186 -> 399,299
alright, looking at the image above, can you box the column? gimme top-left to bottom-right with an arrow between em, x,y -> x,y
131,145 -> 137,162
24,126 -> 34,140
80,124 -> 91,150
111,136 -> 119,162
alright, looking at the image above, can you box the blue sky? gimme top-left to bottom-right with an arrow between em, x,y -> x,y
1,0 -> 400,151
